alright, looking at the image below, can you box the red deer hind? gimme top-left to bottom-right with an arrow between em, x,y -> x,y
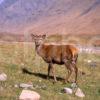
31,34 -> 78,83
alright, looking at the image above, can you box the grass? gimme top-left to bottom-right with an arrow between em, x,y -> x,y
0,41 -> 100,100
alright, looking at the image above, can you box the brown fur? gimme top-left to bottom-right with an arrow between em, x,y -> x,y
31,34 -> 78,83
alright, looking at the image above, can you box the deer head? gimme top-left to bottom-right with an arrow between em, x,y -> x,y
31,34 -> 46,47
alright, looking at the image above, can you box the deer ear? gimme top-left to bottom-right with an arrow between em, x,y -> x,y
42,34 -> 46,39
31,34 -> 36,38
31,34 -> 34,37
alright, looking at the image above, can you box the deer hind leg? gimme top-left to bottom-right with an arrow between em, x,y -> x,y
68,63 -> 78,83
65,68 -> 72,83
64,61 -> 74,83
72,56 -> 78,83
66,64 -> 74,82
73,64 -> 78,83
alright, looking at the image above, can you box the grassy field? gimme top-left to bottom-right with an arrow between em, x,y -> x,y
0,42 -> 100,100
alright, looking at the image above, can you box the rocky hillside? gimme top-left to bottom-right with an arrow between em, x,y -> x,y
0,0 -> 100,35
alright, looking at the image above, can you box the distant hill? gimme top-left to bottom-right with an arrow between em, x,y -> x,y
0,32 -> 100,47
0,32 -> 24,42
0,0 -> 100,35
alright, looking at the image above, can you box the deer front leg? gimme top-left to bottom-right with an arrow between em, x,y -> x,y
49,63 -> 57,83
47,63 -> 51,79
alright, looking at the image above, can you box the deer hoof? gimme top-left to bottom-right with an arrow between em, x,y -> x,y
47,76 -> 49,80
66,80 -> 72,83
53,80 -> 57,84
63,80 -> 70,84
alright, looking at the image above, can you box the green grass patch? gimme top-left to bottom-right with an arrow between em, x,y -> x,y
0,42 -> 100,100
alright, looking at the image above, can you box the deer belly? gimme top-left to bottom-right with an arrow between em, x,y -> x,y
52,58 -> 64,65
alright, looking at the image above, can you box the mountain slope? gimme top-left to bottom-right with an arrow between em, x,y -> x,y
0,0 -> 100,35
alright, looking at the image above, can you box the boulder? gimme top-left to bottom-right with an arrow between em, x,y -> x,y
75,88 -> 85,98
19,83 -> 34,89
19,89 -> 40,100
63,88 -> 73,94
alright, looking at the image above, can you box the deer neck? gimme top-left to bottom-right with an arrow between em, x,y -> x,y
35,42 -> 43,56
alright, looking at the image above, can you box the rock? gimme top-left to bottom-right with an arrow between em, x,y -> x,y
89,62 -> 97,67
64,88 -> 73,94
14,84 -> 19,88
0,73 -> 7,81
87,60 -> 92,63
19,89 -> 40,100
33,83 -> 47,90
19,83 -> 34,89
39,79 -> 42,82
75,88 -> 85,98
